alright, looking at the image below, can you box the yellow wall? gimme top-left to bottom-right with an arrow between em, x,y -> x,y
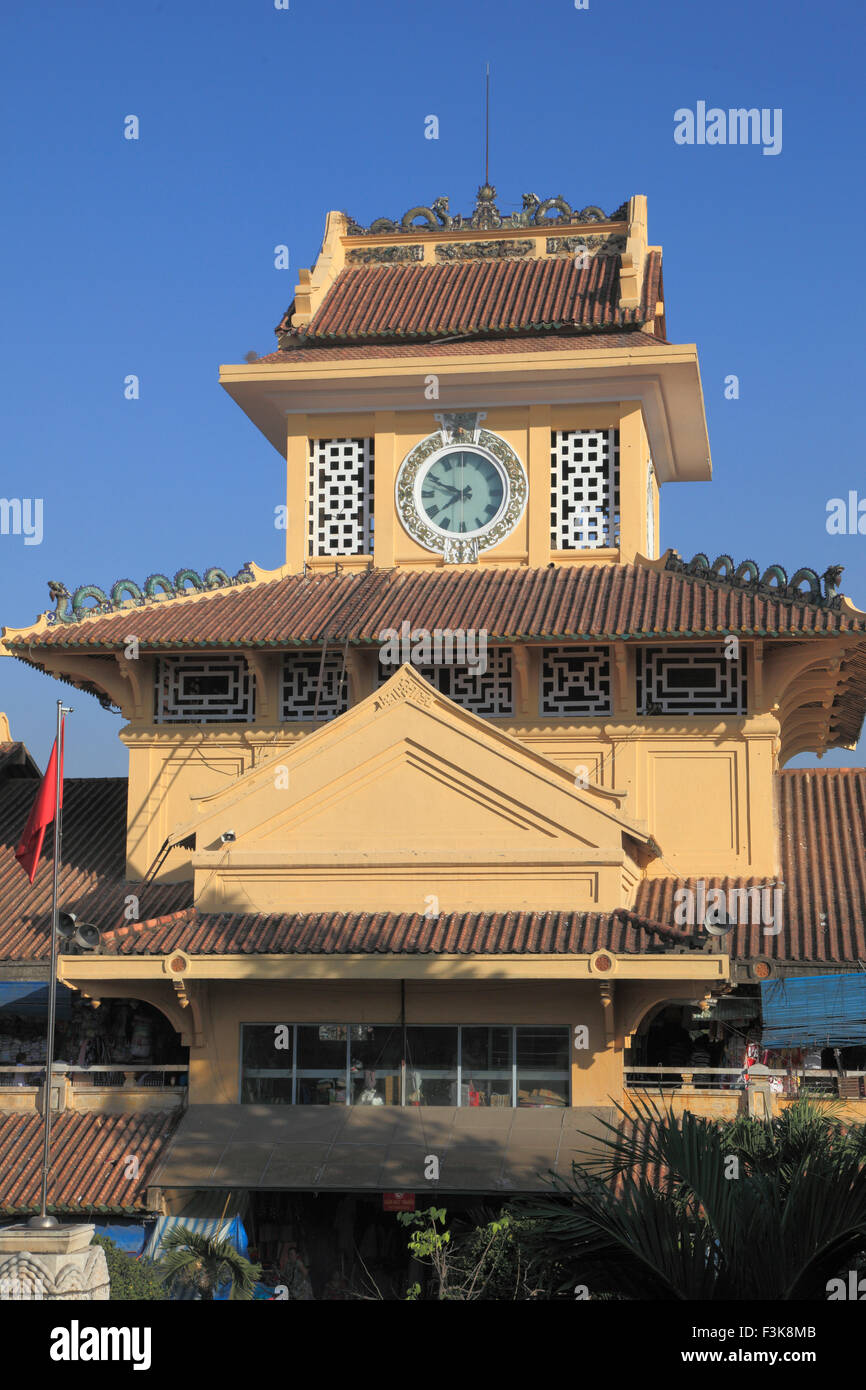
120,652 -> 779,886
182,978 -> 666,1108
292,403 -> 654,573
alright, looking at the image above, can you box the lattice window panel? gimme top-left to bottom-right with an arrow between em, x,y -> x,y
540,646 -> 612,716
378,647 -> 514,716
154,654 -> 254,723
281,652 -> 348,721
635,646 -> 748,715
308,437 -> 374,556
550,429 -> 619,549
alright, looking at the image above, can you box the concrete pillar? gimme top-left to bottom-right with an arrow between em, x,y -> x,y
0,1224 -> 109,1301
746,1064 -> 775,1120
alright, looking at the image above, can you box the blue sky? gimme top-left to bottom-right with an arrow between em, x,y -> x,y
1,0 -> 865,775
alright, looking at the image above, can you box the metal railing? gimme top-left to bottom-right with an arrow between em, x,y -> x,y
625,1066 -> 866,1098
0,1064 -> 188,1089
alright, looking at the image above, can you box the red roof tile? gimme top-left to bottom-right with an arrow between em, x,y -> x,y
8,561 -> 866,654
94,770 -> 866,966
100,907 -> 681,957
637,769 -> 866,964
0,1109 -> 181,1215
0,777 -> 192,961
282,251 -> 661,345
256,329 -> 666,366
2,763 -> 865,968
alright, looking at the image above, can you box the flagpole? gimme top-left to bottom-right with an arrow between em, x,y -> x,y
29,699 -> 71,1230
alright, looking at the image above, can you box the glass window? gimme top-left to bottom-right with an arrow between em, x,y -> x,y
349,1025 -> 402,1106
460,1026 -> 513,1106
516,1027 -> 570,1107
406,1026 -> 458,1106
241,1024 -> 293,1104
240,1022 -> 571,1107
296,1024 -> 348,1106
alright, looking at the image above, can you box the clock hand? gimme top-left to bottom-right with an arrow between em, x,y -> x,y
422,479 -> 461,510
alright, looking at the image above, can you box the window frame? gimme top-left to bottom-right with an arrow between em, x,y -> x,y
238,1022 -> 571,1108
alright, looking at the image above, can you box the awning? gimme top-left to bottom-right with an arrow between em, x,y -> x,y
761,973 -> 866,1048
152,1104 -> 617,1194
0,981 -> 71,1018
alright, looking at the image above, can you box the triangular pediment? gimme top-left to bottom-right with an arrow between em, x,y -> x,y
175,666 -> 647,853
170,666 -> 654,914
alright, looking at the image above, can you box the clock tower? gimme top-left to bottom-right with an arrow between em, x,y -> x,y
220,187 -> 707,580
4,183 -> 866,1165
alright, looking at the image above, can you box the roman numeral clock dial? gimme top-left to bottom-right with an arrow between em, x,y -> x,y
420,451 -> 503,533
396,432 -> 528,562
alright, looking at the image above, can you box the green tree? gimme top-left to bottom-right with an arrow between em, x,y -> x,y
398,1206 -> 450,1300
156,1226 -> 261,1301
448,1208 -> 546,1300
91,1235 -> 166,1301
518,1098 -> 866,1300
397,1206 -> 546,1300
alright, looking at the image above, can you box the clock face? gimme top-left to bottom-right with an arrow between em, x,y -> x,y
416,449 -> 507,538
395,426 -> 528,560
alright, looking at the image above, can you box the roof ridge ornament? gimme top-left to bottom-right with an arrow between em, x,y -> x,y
344,192 -> 627,237
665,551 -> 844,610
45,563 -> 256,625
471,183 -> 501,230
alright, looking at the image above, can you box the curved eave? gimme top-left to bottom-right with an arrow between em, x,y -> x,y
778,645 -> 866,765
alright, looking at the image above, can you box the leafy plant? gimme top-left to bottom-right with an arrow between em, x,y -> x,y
517,1097 -> 866,1300
91,1235 -> 166,1301
397,1206 -> 546,1300
398,1206 -> 450,1299
156,1226 -> 262,1301
721,1096 -> 864,1191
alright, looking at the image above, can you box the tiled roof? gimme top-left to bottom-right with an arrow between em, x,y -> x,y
100,906 -> 692,957
0,777 -> 193,961
2,768 -> 865,967
96,770 -> 866,967
638,769 -> 866,964
8,561 -> 866,653
0,743 -> 39,780
0,1110 -> 181,1215
281,251 -> 662,346
256,329 -> 666,366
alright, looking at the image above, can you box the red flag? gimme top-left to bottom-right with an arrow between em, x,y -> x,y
14,719 -> 65,883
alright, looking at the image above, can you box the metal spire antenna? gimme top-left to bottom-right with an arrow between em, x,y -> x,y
484,63 -> 490,185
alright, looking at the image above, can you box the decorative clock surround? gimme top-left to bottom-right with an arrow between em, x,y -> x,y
395,412 -> 528,563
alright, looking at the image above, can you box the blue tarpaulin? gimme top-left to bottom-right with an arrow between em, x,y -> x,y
92,1220 -> 152,1256
0,981 -> 71,1018
761,973 -> 866,1049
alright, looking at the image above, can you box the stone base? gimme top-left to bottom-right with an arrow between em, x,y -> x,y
0,1223 -> 110,1300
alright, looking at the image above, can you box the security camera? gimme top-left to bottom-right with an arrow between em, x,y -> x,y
221,830 -> 236,844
